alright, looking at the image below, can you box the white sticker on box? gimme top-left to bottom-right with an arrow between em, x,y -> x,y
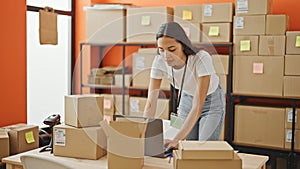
54,128 -> 66,146
203,4 -> 213,16
130,99 -> 139,113
136,57 -> 145,70
288,110 -> 298,123
235,17 -> 244,29
286,130 -> 293,142
236,0 -> 248,13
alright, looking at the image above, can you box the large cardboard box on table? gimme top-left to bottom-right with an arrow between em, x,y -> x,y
283,76 -> 300,97
235,0 -> 272,16
65,94 -> 103,127
0,131 -> 9,160
201,23 -> 232,43
2,124 -> 39,155
259,36 -> 286,56
233,56 -> 284,96
285,55 -> 300,75
174,5 -> 202,23
233,15 -> 266,35
129,96 -> 169,120
285,108 -> 300,129
53,124 -> 106,160
126,6 -> 173,42
178,141 -> 234,159
173,150 -> 242,169
234,105 -> 285,148
100,120 -> 146,169
286,31 -> 300,54
233,36 -> 259,56
266,15 -> 289,35
85,7 -> 126,43
201,3 -> 233,23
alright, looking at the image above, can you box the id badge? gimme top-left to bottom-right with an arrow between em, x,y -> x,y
170,112 -> 184,129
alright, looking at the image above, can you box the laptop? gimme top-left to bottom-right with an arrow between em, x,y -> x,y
113,115 -> 171,158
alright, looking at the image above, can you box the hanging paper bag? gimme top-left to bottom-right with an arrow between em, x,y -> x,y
39,6 -> 58,45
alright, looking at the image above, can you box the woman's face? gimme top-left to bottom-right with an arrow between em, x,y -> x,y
157,36 -> 186,68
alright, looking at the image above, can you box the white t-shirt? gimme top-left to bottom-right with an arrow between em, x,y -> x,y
150,50 -> 219,96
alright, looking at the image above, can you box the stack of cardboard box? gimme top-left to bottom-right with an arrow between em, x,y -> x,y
201,2 -> 233,43
284,31 -> 300,97
173,141 -> 242,169
53,94 -> 107,160
174,4 -> 202,42
232,0 -> 288,97
88,66 -> 123,85
0,124 -> 39,156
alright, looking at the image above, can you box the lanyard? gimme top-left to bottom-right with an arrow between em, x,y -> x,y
172,56 -> 189,109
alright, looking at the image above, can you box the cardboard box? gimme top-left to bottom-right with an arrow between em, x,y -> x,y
283,76 -> 300,97
0,131 -> 9,160
65,94 -> 103,127
88,74 -> 114,85
285,108 -> 300,129
233,36 -> 259,56
201,23 -> 232,43
173,150 -> 242,169
100,120 -> 146,169
126,7 -> 173,42
285,129 -> 300,150
201,3 -> 233,23
85,7 -> 126,43
114,94 -> 129,115
212,54 -> 229,75
178,22 -> 201,42
285,55 -> 300,75
129,96 -> 169,120
2,124 -> 39,155
174,4 -> 202,23
53,125 -> 106,160
259,36 -> 286,56
286,31 -> 300,54
266,15 -> 289,35
132,49 -> 170,89
234,105 -> 285,148
236,0 -> 272,15
178,141 -> 233,159
233,15 -> 266,35
233,56 -> 284,96
114,74 -> 132,87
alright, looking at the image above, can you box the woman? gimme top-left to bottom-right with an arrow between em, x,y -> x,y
143,22 -> 225,149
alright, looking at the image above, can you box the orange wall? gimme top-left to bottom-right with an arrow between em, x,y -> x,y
0,1 -> 27,127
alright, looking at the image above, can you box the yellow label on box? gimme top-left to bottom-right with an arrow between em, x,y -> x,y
182,10 -> 192,20
208,26 -> 219,36
295,36 -> 300,47
240,40 -> 251,51
25,131 -> 35,144
253,63 -> 264,74
141,16 -> 151,26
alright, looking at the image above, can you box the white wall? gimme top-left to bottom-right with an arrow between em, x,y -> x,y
26,2 -> 71,126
